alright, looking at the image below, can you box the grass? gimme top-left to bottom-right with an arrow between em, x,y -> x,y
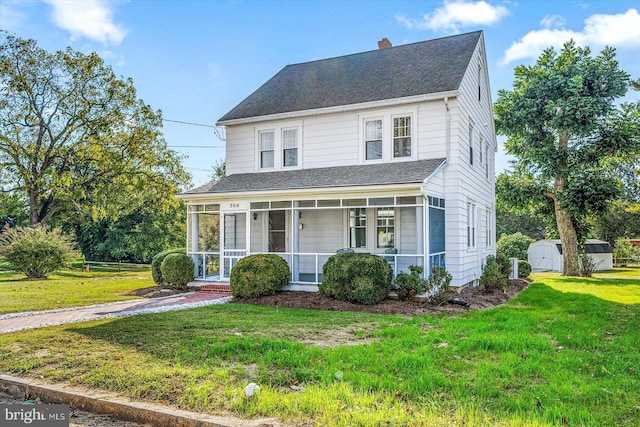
0,271 -> 639,426
0,269 -> 154,314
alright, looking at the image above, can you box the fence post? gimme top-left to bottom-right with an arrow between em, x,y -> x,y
510,258 -> 518,280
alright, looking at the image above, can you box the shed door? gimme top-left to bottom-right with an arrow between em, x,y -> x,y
531,244 -> 554,271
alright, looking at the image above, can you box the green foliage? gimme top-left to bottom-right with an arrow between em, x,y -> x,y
593,201 -> 640,245
427,264 -> 452,305
494,41 -> 640,275
0,226 -> 77,278
319,253 -> 392,305
0,32 -> 190,226
497,232 -> 535,260
159,253 -> 194,289
72,203 -> 186,264
393,265 -> 427,301
613,238 -> 640,266
518,260 -> 532,278
480,255 -> 507,292
230,254 -> 290,298
496,253 -> 512,278
496,206 -> 547,240
152,249 -> 185,285
578,253 -> 598,278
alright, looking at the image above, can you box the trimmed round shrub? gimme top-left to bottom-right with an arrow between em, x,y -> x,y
497,232 -> 535,260
160,253 -> 194,289
319,253 -> 392,305
393,265 -> 427,301
0,225 -> 77,278
518,260 -> 532,278
152,248 -> 184,285
230,254 -> 290,298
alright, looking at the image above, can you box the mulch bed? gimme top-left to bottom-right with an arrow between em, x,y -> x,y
232,279 -> 531,317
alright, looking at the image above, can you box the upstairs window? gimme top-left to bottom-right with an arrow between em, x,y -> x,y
282,128 -> 298,167
365,119 -> 383,160
393,116 -> 411,158
479,135 -> 483,163
485,144 -> 489,179
259,131 -> 274,169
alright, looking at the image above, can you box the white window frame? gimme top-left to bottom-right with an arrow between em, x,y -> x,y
359,108 -> 417,163
254,121 -> 302,171
467,201 -> 476,250
282,127 -> 299,168
486,209 -> 492,249
469,120 -> 474,166
258,130 -> 275,170
392,115 -> 412,159
364,118 -> 383,161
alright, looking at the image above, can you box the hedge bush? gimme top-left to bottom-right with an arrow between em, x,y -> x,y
152,248 -> 184,285
0,226 -> 77,278
518,260 -> 532,278
497,232 -> 535,260
230,254 -> 290,298
496,253 -> 512,279
160,253 -> 195,289
319,253 -> 392,305
427,265 -> 452,305
480,255 -> 506,292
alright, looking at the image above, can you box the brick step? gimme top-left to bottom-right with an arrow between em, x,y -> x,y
198,284 -> 231,293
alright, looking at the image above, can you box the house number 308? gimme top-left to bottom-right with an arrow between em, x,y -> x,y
229,203 -> 241,209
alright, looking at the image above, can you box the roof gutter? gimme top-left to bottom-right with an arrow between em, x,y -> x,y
217,91 -> 460,126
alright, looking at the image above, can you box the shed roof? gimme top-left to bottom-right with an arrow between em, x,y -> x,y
547,239 -> 613,254
181,158 -> 445,196
218,31 -> 482,122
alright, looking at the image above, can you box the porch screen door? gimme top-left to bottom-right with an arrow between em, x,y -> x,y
269,211 -> 286,252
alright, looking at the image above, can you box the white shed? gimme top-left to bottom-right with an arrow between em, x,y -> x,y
528,239 -> 613,272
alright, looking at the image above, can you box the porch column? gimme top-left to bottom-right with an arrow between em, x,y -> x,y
219,212 -> 226,280
292,208 -> 300,282
422,198 -> 429,276
245,210 -> 251,256
190,212 -> 200,277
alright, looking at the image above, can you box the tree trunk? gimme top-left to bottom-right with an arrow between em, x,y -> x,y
553,176 -> 580,276
28,187 -> 39,226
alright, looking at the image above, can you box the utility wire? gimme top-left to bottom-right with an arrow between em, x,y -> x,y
167,145 -> 225,148
163,118 -> 217,128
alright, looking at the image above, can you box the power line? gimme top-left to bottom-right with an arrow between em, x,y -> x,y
163,118 -> 217,128
167,145 -> 225,148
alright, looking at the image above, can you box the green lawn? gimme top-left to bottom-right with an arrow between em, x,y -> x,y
0,272 -> 638,426
0,270 -> 154,314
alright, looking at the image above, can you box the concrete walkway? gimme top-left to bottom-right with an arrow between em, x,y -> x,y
0,291 -> 232,333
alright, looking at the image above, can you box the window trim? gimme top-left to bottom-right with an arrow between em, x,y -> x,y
364,118 -> 383,161
485,208 -> 492,249
467,201 -> 476,250
282,127 -> 299,168
258,130 -> 275,170
359,108 -> 417,163
255,121 -> 302,171
469,120 -> 474,166
375,207 -> 395,249
392,115 -> 412,159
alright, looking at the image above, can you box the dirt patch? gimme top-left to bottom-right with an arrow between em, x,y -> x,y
233,279 -> 531,317
121,286 -> 188,298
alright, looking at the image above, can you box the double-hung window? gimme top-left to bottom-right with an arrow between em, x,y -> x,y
259,131 -> 274,169
282,128 -> 298,167
393,116 -> 411,158
365,119 -> 383,160
349,208 -> 367,248
485,209 -> 492,249
467,202 -> 476,249
469,122 -> 474,166
376,208 -> 395,248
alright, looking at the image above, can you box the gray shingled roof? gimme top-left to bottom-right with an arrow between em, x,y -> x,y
218,31 -> 481,122
182,158 -> 445,195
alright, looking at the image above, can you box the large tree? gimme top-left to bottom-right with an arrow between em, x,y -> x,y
0,32 -> 190,226
495,42 -> 640,275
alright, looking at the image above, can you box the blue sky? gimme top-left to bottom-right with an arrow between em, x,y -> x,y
2,0 -> 640,187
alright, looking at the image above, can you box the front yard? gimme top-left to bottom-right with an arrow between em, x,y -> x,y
0,271 -> 638,426
0,270 -> 154,314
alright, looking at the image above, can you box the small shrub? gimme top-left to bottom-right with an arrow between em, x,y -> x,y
230,254 -> 290,298
160,253 -> 194,289
0,225 -> 77,278
579,253 -> 599,278
427,265 -> 452,305
152,248 -> 184,285
496,232 -> 535,260
518,260 -> 532,278
496,253 -> 512,279
480,255 -> 506,292
393,265 -> 427,301
320,253 -> 392,305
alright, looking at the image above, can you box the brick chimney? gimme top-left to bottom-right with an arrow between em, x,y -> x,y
378,38 -> 392,49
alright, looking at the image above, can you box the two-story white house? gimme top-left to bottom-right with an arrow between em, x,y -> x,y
178,31 -> 496,289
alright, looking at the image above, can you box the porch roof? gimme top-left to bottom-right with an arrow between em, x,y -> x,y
181,158 -> 446,196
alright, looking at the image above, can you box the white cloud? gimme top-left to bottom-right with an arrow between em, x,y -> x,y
502,8 -> 640,65
540,14 -> 566,29
43,0 -> 127,45
396,0 -> 510,33
0,1 -> 28,32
